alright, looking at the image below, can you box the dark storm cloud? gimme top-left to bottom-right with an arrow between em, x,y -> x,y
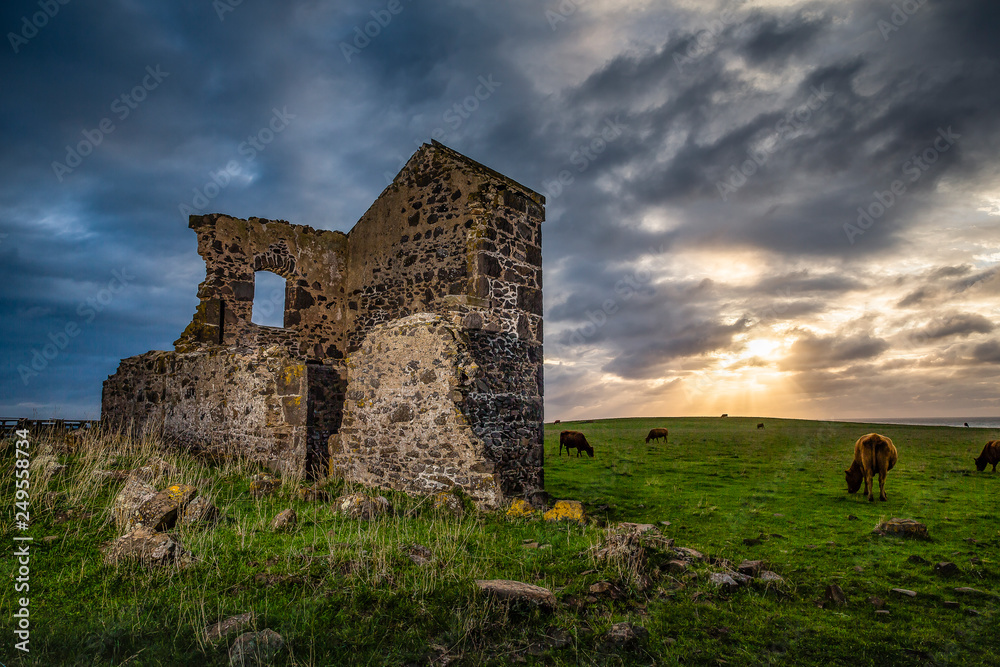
780,332 -> 890,371
921,314 -> 995,341
2,0 -> 999,418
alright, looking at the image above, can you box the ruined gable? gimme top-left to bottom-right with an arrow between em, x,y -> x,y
102,141 -> 545,505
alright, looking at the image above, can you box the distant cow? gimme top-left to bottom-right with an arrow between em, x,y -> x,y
553,419 -> 561,424
721,413 -> 728,418
964,422 -> 970,427
845,433 -> 898,502
974,441 -> 1000,472
757,423 -> 765,429
559,430 -> 594,457
645,428 -> 668,444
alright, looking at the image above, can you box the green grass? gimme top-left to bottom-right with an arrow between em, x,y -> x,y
2,417 -> 998,665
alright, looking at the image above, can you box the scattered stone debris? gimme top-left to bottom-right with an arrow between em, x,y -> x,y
249,473 -> 281,498
758,571 -> 785,584
603,622 -> 648,647
432,491 -> 465,518
112,478 -> 158,531
166,483 -> 198,508
298,484 -> 330,502
891,588 -> 917,598
271,509 -> 297,531
406,544 -> 433,567
934,562 -> 959,576
710,573 -> 740,594
672,547 -> 704,562
229,629 -> 285,666
873,518 -> 929,539
907,555 -> 929,564
667,560 -> 688,574
507,498 -> 536,518
475,579 -> 556,608
868,596 -> 886,609
335,493 -> 392,520
543,500 -> 586,523
875,609 -> 891,617
103,526 -> 193,567
181,495 -> 220,525
825,584 -> 848,606
205,612 -> 255,644
738,560 -> 763,576
588,581 -> 622,599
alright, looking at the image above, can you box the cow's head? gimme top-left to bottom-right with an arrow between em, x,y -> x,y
974,455 -> 987,472
584,444 -> 595,458
844,463 -> 863,493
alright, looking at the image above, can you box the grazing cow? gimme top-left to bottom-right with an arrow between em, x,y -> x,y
844,433 -> 898,502
645,428 -> 668,444
974,440 -> 1000,472
553,419 -> 561,424
757,423 -> 765,429
559,430 -> 594,458
964,422 -> 970,427
721,413 -> 728,418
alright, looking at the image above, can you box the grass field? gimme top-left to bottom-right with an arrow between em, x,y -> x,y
2,417 -> 998,665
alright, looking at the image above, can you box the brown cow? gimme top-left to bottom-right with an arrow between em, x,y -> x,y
757,423 -> 765,429
844,433 -> 898,502
559,430 -> 594,457
974,440 -> 1000,472
645,428 -> 668,444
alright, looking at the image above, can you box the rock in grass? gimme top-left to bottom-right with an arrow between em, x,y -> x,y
165,483 -> 198,509
132,492 -> 179,531
604,622 -> 649,646
506,498 -> 536,518
891,588 -> 917,598
297,484 -> 330,502
103,526 -> 192,567
738,560 -> 764,576
406,544 -> 433,566
475,579 -> 556,608
758,570 -> 785,584
271,508 -> 297,531
873,518 -> 929,539
335,493 -> 392,520
112,478 -> 158,531
432,491 -> 465,518
249,473 -> 281,498
825,584 -> 848,606
229,629 -> 285,666
181,495 -> 219,525
710,573 -> 740,594
543,500 -> 586,523
205,612 -> 255,643
934,562 -> 959,576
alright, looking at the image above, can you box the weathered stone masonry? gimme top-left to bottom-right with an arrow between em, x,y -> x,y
103,141 -> 544,507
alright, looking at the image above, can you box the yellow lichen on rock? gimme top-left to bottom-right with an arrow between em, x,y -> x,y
506,498 -> 536,518
543,500 -> 586,523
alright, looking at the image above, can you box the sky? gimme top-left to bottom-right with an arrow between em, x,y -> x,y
2,0 -> 999,421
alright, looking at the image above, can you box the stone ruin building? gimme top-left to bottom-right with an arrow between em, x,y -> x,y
102,141 -> 545,508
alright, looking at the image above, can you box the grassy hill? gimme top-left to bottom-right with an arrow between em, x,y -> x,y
2,417 -> 998,665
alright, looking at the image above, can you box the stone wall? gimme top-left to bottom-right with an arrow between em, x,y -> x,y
103,141 -> 544,502
102,348 -> 344,476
